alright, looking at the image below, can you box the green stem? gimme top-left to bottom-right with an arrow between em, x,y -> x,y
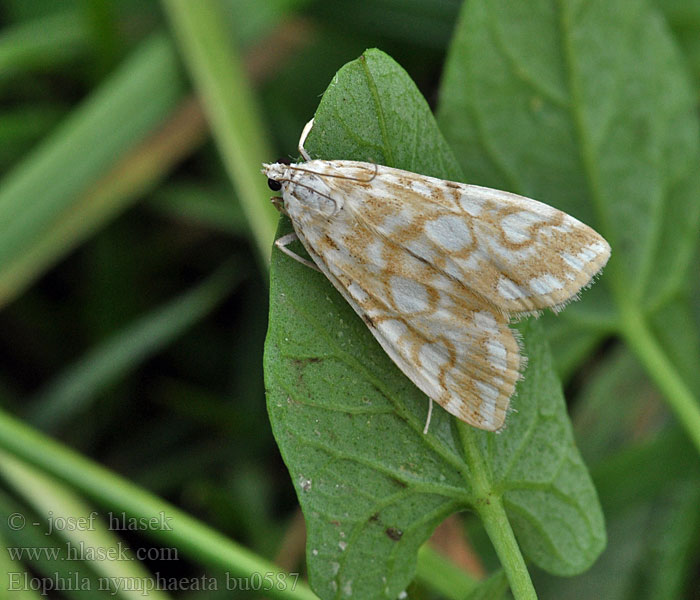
162,0 -> 278,269
0,409 -> 318,600
0,34 -> 186,309
458,423 -> 537,600
416,544 -> 479,599
478,496 -> 537,600
619,302 -> 700,454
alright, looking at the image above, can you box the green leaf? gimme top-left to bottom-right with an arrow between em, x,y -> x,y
304,49 -> 462,180
265,49 -> 604,599
0,10 -> 88,83
0,33 -> 190,308
655,0 -> 700,87
537,433 -> 700,600
437,0 -> 699,310
437,0 -> 700,455
493,320 -> 606,574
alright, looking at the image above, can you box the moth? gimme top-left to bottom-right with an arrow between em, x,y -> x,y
264,119 -> 610,433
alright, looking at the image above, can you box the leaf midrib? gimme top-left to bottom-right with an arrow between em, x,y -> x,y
360,52 -> 395,167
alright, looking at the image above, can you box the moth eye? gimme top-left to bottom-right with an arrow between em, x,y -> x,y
277,157 -> 291,165
268,178 -> 282,191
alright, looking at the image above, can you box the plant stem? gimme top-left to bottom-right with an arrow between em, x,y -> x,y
478,495 -> 537,600
162,0 -> 278,268
619,302 -> 700,454
0,33 -> 186,309
0,409 -> 318,600
416,544 -> 479,599
458,423 -> 537,600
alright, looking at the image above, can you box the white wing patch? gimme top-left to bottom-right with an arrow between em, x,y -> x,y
263,126 -> 611,432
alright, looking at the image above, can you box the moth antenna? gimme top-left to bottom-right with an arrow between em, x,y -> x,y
265,118 -> 610,433
294,117 -> 379,183
298,118 -> 314,161
287,162 -> 379,184
271,177 -> 341,214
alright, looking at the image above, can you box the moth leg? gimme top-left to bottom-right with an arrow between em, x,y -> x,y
270,196 -> 287,215
298,118 -> 314,162
275,232 -> 320,272
423,398 -> 434,435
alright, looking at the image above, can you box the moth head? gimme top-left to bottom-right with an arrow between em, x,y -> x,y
262,159 -> 341,218
263,158 -> 292,192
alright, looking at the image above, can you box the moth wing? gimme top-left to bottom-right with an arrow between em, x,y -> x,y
362,303 -> 521,431
292,207 -> 521,431
337,163 -> 610,315
277,160 -> 609,430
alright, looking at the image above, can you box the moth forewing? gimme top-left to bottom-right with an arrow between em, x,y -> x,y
338,168 -> 611,316
263,123 -> 610,432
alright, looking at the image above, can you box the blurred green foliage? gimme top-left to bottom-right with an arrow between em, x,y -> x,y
0,1 -> 698,599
